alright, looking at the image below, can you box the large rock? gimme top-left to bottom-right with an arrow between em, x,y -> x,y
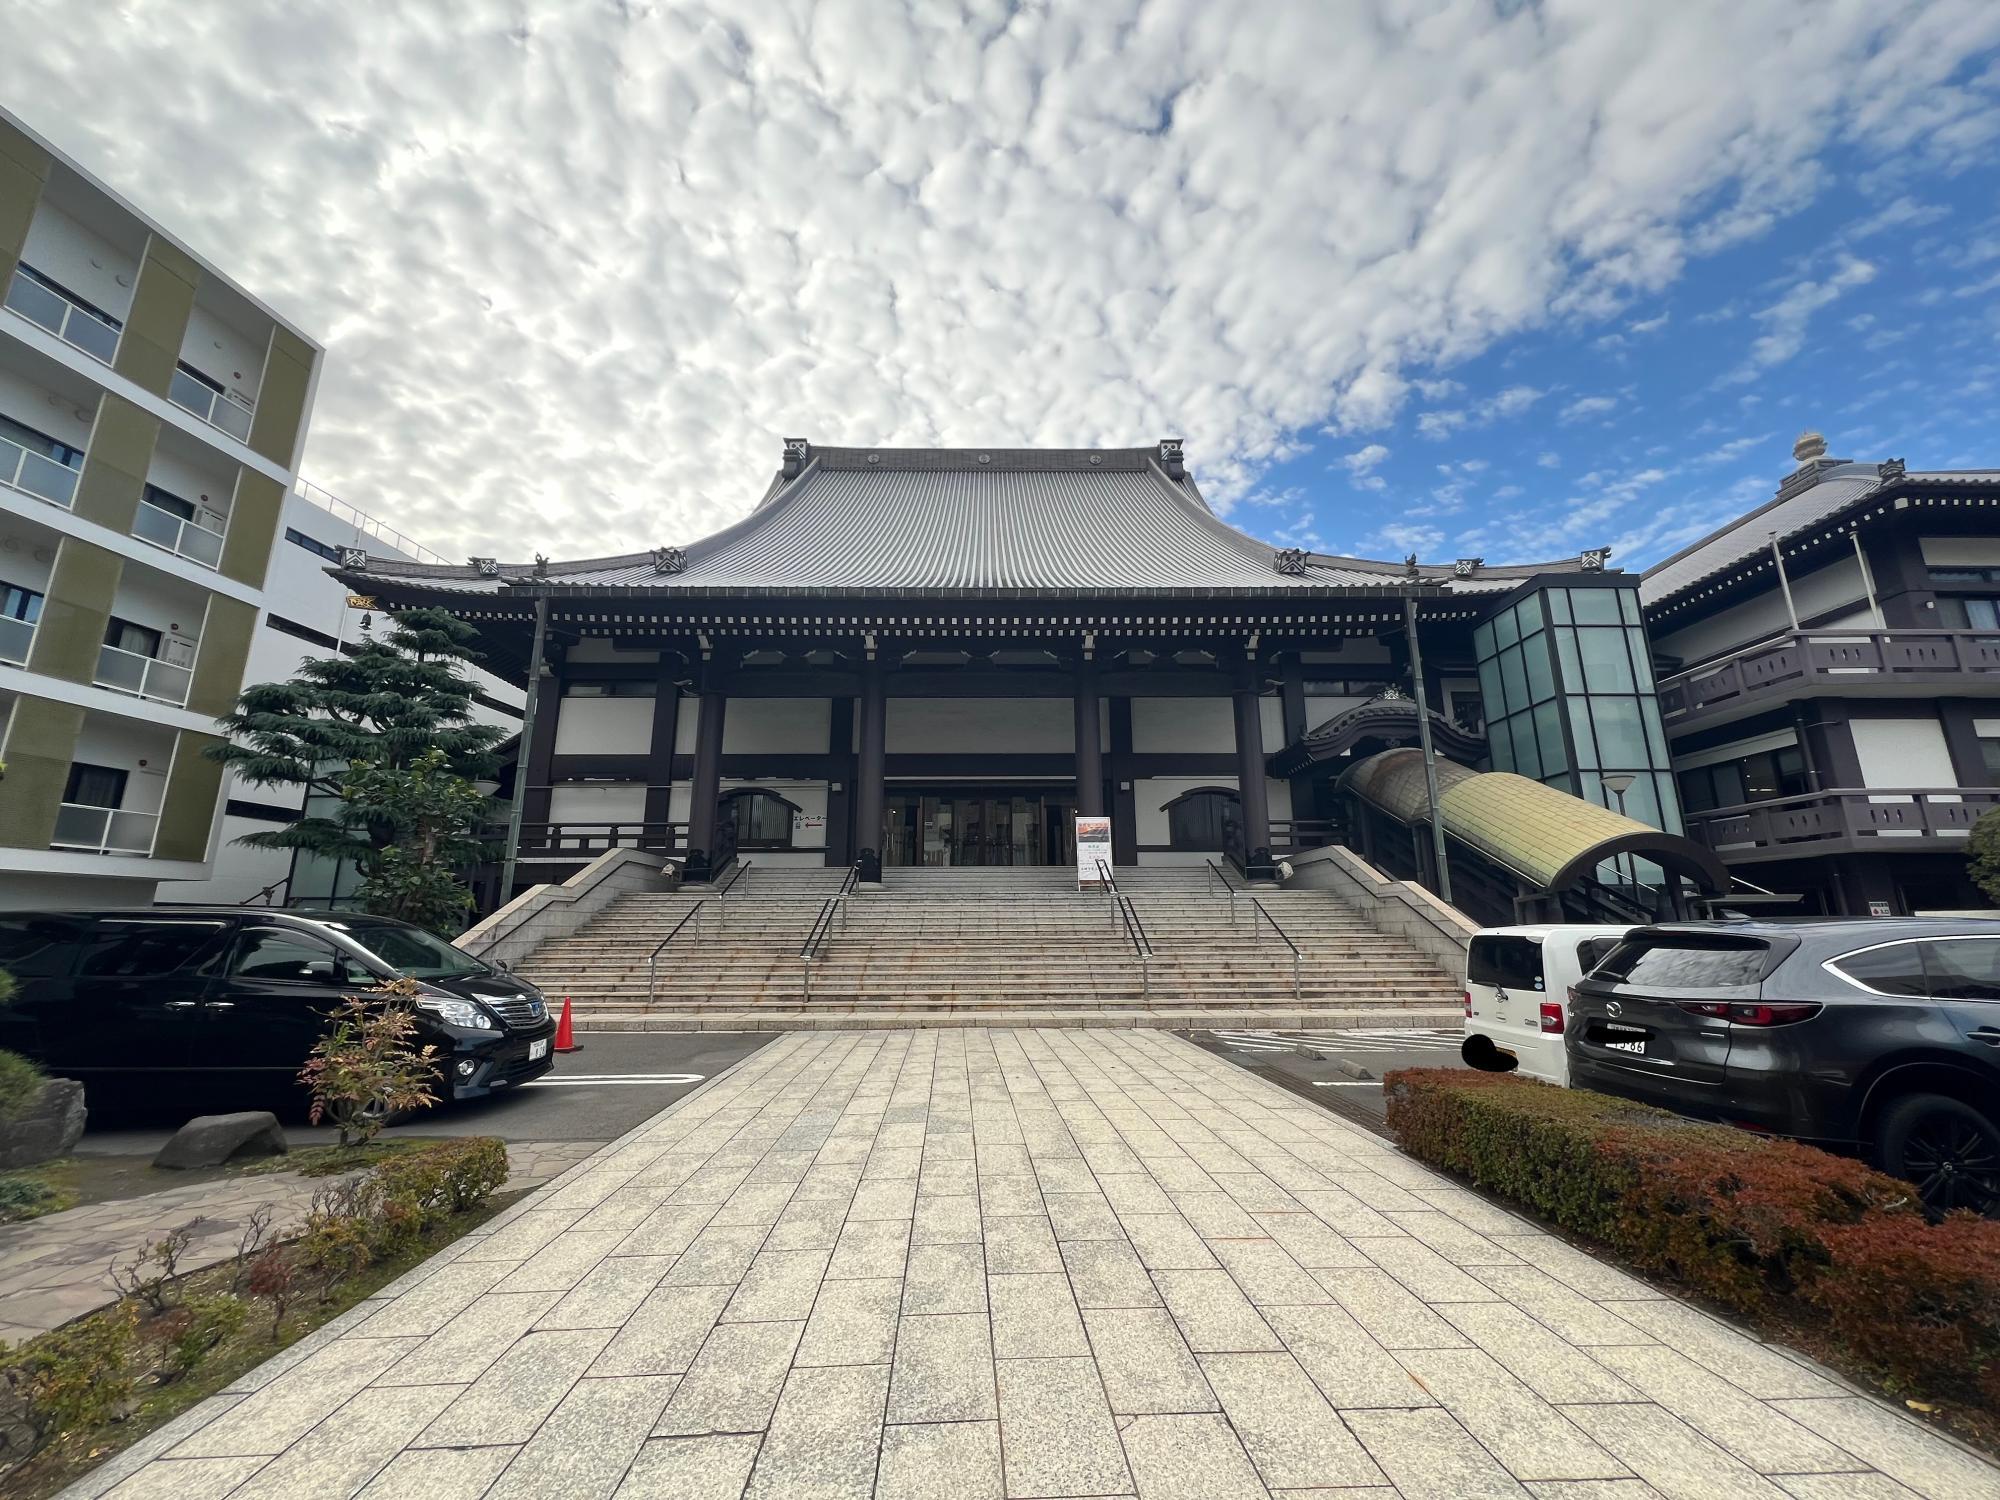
153,1111 -> 288,1170
0,1077 -> 86,1169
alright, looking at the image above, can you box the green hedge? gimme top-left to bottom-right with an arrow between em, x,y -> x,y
1383,1069 -> 2000,1411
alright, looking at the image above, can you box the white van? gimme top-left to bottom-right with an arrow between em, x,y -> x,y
1460,925 -> 1633,1086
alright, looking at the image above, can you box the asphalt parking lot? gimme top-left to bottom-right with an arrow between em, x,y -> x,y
76,1030 -> 776,1152
1185,1024 -> 1468,1132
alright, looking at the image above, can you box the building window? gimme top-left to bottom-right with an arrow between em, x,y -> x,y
64,763 -> 128,809
104,616 -> 163,659
0,411 -> 86,469
1,580 -> 43,623
1163,787 -> 1239,851
1977,730 -> 2000,782
1676,745 -> 1810,814
723,789 -> 796,848
285,527 -> 343,562
1936,595 -> 2000,630
141,484 -> 197,522
563,680 -> 656,698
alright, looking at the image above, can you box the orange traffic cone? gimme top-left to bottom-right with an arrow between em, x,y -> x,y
554,997 -> 580,1053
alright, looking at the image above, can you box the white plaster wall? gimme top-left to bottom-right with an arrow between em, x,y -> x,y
1851,718 -> 1957,795
554,695 -> 655,755
173,814 -> 292,904
21,202 -> 137,320
1921,537 -> 2000,568
0,366 -> 94,450
109,557 -> 207,643
1132,698 -> 1234,753
675,695 -> 698,748
0,522 -> 58,596
888,698 -> 1073,754
548,782 -> 648,824
146,433 -> 237,519
567,640 -> 660,664
1652,554 -> 1871,665
724,698 -> 830,754
178,302 -> 267,407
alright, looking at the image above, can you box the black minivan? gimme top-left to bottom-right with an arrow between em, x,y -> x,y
0,908 -> 557,1108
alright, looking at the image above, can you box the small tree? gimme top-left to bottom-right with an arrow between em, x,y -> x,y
1970,807 -> 2000,906
210,606 -> 505,882
343,747 -> 487,930
299,979 -> 439,1148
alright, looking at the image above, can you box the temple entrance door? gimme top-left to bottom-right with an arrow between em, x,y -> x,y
883,788 -> 1076,866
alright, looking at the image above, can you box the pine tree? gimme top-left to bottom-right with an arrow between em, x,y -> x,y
210,607 -> 508,875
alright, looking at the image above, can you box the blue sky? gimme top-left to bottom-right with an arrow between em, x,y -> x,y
10,4 -> 2000,567
1242,146 -> 2000,571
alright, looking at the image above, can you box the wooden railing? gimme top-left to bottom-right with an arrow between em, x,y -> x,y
1686,788 -> 2000,854
1658,629 -> 2000,724
508,821 -> 689,857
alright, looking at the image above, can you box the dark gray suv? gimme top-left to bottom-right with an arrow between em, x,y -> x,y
1568,920 -> 2000,1215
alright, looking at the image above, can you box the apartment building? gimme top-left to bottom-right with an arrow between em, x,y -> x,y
1643,434 -> 2000,916
0,108 -> 320,907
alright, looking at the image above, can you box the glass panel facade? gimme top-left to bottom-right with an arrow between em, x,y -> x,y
1473,583 -> 1683,842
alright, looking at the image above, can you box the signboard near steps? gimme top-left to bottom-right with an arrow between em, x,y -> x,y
1076,815 -> 1113,888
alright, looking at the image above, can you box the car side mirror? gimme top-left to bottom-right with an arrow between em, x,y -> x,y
496,958 -> 510,972
303,959 -> 337,981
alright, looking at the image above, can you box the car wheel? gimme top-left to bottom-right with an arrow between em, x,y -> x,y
1875,1093 -> 2000,1218
1460,1034 -> 1517,1073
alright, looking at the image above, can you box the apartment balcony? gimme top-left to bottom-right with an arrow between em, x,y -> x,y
1658,629 -> 2000,732
0,611 -> 36,667
168,364 -> 254,443
3,264 -> 121,366
94,640 -> 194,707
131,488 -> 227,569
1685,787 -> 2000,863
51,802 -> 158,856
0,428 -> 80,510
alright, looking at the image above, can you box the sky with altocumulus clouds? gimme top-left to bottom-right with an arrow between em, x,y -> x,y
10,1 -> 2000,570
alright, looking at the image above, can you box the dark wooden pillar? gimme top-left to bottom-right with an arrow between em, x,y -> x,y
1232,653 -> 1275,881
1109,698 -> 1138,865
825,697 -> 855,866
520,649 -> 562,826
1279,652 -> 1318,823
856,658 -> 886,883
642,664 -> 681,832
1074,655 -> 1105,819
684,680 -> 727,882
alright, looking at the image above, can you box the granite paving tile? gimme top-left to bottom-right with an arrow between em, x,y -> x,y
1470,1266 -> 1657,1346
591,1282 -> 734,1378
1209,1236 -> 1332,1306
876,1419 -> 1006,1500
169,1335 -> 422,1458
480,1373 -> 680,1500
659,1221 -> 769,1287
1439,1301 -> 1645,1405
1201,1351 -> 1385,1488
613,1434 -> 763,1499
978,1172 -> 1046,1217
376,1292 -> 565,1387
610,1201 -> 721,1258
354,1445 -> 518,1498
797,1275 -> 903,1366
743,1363 -> 889,1500
826,1215 -> 912,1279
1399,1347 -> 1630,1481
886,1311 -> 997,1422
1119,1411 -> 1268,1499
414,1327 -> 614,1448
1044,1190 -> 1125,1242
1768,1397 -> 2000,1499
1253,1210 -> 1371,1269
1083,1306 -> 1214,1414
1772,1476 -> 1925,1499
1314,1266 -> 1470,1349
1262,1301 -> 1433,1409
1589,1346 -> 1861,1474
996,1355 -> 1132,1497
1153,1267 -> 1282,1353
722,1246 -> 833,1322
983,1212 -> 1063,1272
1603,1299 -> 1845,1400
1118,1212 -> 1219,1270
653,1319 -> 803,1435
904,1240 -> 989,1315
913,1192 -> 983,1245
95,1456 -> 270,1498
539,1254 -> 676,1330
1060,1237 -> 1159,1308
1568,1403 -> 1794,1499
1342,1407 -> 1530,1498
991,1270 -> 1090,1357
1356,1234 -> 1501,1301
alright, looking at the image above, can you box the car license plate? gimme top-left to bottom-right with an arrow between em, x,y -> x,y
528,1038 -> 549,1061
1603,1039 -> 1647,1055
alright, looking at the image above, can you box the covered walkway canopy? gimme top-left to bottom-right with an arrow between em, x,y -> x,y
1337,747 -> 1727,910
1267,694 -> 1486,777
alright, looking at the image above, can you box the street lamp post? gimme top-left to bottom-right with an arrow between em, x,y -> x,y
1600,772 -> 1638,914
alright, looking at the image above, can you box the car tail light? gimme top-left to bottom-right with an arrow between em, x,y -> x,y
1675,1000 -> 1821,1026
1463,990 -> 1473,1017
1539,1000 -> 1564,1034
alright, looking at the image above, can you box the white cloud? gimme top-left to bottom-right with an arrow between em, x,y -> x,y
1695,432 -> 1775,465
1727,255 -> 1879,380
1369,523 -> 1444,556
1538,452 -> 1562,468
5,3 -> 1996,554
1494,483 -> 1524,499
1560,395 -> 1619,424
1340,443 -> 1391,491
1416,385 -> 1544,441
1629,312 -> 1670,335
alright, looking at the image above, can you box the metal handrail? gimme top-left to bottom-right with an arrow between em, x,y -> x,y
1116,893 -> 1153,998
1094,858 -> 1120,925
708,859 -> 751,930
645,903 -> 708,1004
1248,897 -> 1302,1000
799,866 -> 863,1002
1204,858 -> 1244,922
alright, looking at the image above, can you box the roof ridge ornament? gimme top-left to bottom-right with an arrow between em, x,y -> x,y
782,437 -> 810,478
651,546 -> 687,575
1879,458 -> 1906,481
533,553 -> 549,576
1404,553 -> 1420,578
339,547 -> 367,570
1273,548 -> 1308,576
1158,437 -> 1185,479
1579,546 -> 1612,572
1454,557 -> 1483,578
470,556 -> 500,578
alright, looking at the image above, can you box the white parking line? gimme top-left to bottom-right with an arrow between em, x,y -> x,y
523,1073 -> 705,1087
1311,1080 -> 1380,1087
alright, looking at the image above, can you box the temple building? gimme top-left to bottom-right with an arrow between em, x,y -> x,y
336,439 -> 1726,924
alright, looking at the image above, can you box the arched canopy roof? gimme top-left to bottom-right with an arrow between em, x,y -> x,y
1338,748 -> 1727,895
1269,695 -> 1486,776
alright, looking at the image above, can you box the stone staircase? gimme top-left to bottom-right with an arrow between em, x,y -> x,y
512,863 -> 1464,1029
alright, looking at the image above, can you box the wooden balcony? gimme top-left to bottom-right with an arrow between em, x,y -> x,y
1657,629 -> 2000,731
1685,788 -> 2000,863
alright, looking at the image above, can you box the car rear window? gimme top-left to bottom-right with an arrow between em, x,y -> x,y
1594,934 -> 1769,988
1468,935 -> 1544,991
1828,940 -> 1929,998
0,916 -> 87,977
1577,936 -> 1623,973
77,921 -> 230,977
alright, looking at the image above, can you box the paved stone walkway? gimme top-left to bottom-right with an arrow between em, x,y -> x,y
0,1141 -> 595,1344
69,1030 -> 2000,1499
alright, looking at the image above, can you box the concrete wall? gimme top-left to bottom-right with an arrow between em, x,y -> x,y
20,200 -> 137,321
460,847 -> 675,968
1287,842 -> 1475,980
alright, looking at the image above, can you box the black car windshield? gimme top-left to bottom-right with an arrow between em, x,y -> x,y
323,920 -> 488,980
